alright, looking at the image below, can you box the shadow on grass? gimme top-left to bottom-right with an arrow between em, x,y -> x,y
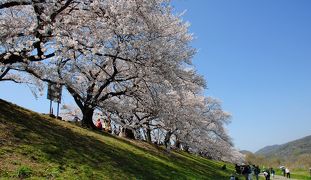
0,99 -> 230,179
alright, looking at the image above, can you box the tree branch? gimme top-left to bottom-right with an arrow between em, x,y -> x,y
0,67 -> 10,80
94,54 -> 119,100
1,51 -> 55,65
0,1 -> 31,9
0,78 -> 23,83
50,0 -> 74,22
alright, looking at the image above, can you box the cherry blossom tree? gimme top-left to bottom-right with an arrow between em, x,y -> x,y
51,0 -> 204,128
177,97 -> 233,159
1,0 -> 239,161
1,0 -> 200,128
152,91 -> 233,158
0,0 -> 77,81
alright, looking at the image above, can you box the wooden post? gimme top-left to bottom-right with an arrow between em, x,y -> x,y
57,102 -> 60,117
49,100 -> 52,114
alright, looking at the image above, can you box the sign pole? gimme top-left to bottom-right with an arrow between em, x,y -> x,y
47,82 -> 62,118
49,100 -> 52,114
57,102 -> 60,117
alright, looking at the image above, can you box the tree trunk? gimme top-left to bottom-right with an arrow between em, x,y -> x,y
184,145 -> 190,153
119,127 -> 135,139
164,131 -> 172,150
81,106 -> 96,129
146,127 -> 152,143
0,67 -> 10,80
175,139 -> 181,149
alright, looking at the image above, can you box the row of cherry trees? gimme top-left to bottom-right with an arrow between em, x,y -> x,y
0,0 -> 244,162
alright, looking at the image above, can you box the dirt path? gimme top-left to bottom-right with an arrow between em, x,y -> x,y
260,174 -> 297,180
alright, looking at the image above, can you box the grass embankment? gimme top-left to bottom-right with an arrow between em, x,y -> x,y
0,99 -> 238,179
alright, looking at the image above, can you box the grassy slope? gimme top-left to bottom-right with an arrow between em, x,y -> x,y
0,99 -> 238,179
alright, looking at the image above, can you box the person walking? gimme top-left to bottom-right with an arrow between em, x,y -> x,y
242,165 -> 252,180
263,170 -> 270,180
285,168 -> 290,178
235,164 -> 241,175
247,165 -> 252,180
282,167 -> 286,177
270,168 -> 275,179
254,166 -> 260,180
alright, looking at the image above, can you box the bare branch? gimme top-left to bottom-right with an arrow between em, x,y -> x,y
0,67 -> 10,80
0,1 -> 31,9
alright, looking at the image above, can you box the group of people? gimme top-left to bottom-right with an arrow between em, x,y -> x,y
95,117 -> 137,139
231,164 -> 294,180
231,164 -> 276,180
96,118 -> 112,133
232,164 -> 261,180
262,168 -> 275,180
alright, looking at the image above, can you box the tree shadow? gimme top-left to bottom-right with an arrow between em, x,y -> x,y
0,99 -> 229,179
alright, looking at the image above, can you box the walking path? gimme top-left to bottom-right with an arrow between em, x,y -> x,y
260,173 -> 297,180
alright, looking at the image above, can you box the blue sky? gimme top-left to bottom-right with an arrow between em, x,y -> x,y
171,0 -> 311,152
1,0 -> 311,152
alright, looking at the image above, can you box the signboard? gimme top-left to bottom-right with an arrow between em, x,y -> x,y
47,83 -> 62,103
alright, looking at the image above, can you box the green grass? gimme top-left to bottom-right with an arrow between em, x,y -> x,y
274,169 -> 311,180
292,169 -> 311,180
0,99 -> 241,179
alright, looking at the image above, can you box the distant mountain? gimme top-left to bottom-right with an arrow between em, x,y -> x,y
255,144 -> 281,155
255,135 -> 311,160
239,150 -> 252,155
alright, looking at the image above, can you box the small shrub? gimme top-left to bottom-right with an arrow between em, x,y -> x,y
45,166 -> 61,179
17,166 -> 32,178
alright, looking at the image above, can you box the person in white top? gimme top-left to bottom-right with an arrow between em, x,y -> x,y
285,168 -> 290,178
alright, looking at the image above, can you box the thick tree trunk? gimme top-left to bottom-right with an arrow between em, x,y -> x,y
81,107 -> 96,129
164,131 -> 172,150
119,127 -> 135,139
146,127 -> 152,142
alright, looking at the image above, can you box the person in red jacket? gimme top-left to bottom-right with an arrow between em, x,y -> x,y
96,119 -> 102,130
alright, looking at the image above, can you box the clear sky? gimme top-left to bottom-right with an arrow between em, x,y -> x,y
171,0 -> 311,152
1,0 -> 311,152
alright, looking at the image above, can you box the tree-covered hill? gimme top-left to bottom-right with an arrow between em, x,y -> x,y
0,99 -> 237,179
256,135 -> 311,157
255,135 -> 311,162
239,150 -> 253,155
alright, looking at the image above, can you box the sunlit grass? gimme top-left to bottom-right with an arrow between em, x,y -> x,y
0,99 -> 239,179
